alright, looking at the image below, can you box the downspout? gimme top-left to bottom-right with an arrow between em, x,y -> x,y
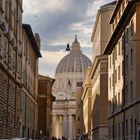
122,31 -> 126,140
112,51 -> 115,140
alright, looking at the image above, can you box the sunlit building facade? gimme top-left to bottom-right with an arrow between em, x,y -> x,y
104,0 -> 140,139
81,66 -> 92,140
90,2 -> 116,140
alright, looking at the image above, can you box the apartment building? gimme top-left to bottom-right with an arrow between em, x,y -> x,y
20,24 -> 41,139
0,0 -> 23,138
104,0 -> 140,139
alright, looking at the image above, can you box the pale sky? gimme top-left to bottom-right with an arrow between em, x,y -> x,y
23,0 -> 113,77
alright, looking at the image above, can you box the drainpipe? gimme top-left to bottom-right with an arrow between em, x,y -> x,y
122,31 -> 126,140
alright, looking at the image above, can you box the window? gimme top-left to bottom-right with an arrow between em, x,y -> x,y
78,116 -> 80,121
122,121 -> 124,138
114,124 -> 117,137
76,82 -> 82,87
125,28 -> 129,44
112,126 -> 114,138
130,81 -> 133,101
115,46 -> 117,60
115,69 -> 117,83
118,41 -> 121,55
4,37 -> 8,63
125,85 -> 128,105
118,65 -> 120,80
118,10 -> 121,18
113,24 -> 115,31
130,48 -> 133,67
126,120 -> 128,136
112,74 -> 114,87
0,0 -> 3,11
114,95 -> 117,110
110,77 -> 111,89
122,2 -> 125,11
138,130 -> 140,140
112,51 -> 114,65
131,118 -> 133,134
122,60 -> 124,75
5,0 -> 9,21
110,56 -> 111,68
109,101 -> 111,114
9,46 -> 12,68
118,92 -> 120,106
135,119 -> 137,139
118,123 -> 120,138
78,129 -> 80,133
109,127 -> 111,139
125,55 -> 128,72
131,20 -> 134,37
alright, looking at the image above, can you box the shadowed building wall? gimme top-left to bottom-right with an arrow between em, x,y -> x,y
21,24 -> 41,139
38,75 -> 55,139
0,0 -> 23,138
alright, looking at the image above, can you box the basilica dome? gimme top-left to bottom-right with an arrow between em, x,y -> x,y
53,35 -> 92,98
55,35 -> 92,74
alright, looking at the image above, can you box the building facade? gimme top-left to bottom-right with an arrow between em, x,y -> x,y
81,66 -> 92,140
75,82 -> 83,140
52,36 -> 91,140
0,0 -> 23,138
38,75 -> 55,139
20,24 -> 41,139
90,2 -> 116,140
104,0 -> 140,139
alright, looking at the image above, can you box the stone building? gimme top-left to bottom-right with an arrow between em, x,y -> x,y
90,2 -> 116,140
81,66 -> 92,140
52,35 -> 91,140
75,81 -> 83,140
38,75 -> 55,139
20,24 -> 41,139
0,0 -> 23,138
103,0 -> 140,139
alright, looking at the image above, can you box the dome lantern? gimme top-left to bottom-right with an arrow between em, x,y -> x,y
71,35 -> 81,51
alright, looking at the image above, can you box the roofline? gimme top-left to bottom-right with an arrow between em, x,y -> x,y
38,74 -> 55,82
103,1 -> 135,55
91,2 -> 116,42
22,24 -> 42,57
100,1 -> 117,9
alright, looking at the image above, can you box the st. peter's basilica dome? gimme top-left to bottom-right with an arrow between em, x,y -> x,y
55,35 -> 92,74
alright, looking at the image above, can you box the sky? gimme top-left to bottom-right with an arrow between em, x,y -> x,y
23,0 -> 112,77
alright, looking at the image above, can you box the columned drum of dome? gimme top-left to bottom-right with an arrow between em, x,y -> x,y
52,35 -> 91,140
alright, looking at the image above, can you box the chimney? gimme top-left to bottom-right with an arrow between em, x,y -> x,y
35,33 -> 41,49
